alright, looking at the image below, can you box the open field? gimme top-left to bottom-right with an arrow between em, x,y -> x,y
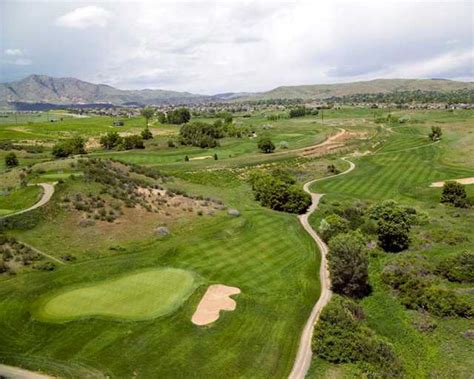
0,107 -> 472,378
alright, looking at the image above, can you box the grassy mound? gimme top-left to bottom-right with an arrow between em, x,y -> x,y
35,268 -> 198,322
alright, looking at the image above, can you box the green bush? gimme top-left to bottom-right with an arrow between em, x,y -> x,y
249,170 -> 311,214
289,106 -> 308,118
121,135 -> 144,150
166,107 -> 191,124
319,214 -> 350,242
257,137 -> 275,153
141,127 -> 153,140
179,122 -> 223,148
312,296 -> 403,378
5,152 -> 19,168
441,181 -> 469,208
381,255 -> 473,317
52,136 -> 86,158
429,125 -> 442,141
436,251 -> 474,283
328,231 -> 370,298
369,200 -> 415,252
100,131 -> 122,150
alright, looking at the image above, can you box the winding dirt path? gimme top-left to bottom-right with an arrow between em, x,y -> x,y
0,364 -> 54,379
0,183 -> 55,219
289,158 -> 355,379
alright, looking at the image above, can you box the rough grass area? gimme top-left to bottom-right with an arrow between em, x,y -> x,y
35,268 -> 198,322
0,186 -> 42,216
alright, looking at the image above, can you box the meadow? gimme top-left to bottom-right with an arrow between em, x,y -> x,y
0,107 -> 472,378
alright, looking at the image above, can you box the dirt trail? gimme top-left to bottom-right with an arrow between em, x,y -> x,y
0,364 -> 54,379
268,129 -> 349,158
289,157 -> 355,379
0,183 -> 55,219
19,241 -> 65,265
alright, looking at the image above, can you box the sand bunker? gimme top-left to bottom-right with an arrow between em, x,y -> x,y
190,155 -> 213,161
191,284 -> 241,326
430,178 -> 474,187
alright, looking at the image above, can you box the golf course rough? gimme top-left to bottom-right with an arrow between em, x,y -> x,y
35,268 -> 199,322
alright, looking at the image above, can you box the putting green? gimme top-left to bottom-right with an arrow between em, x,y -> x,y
35,268 -> 198,322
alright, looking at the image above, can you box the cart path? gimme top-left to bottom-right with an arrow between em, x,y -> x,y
0,364 -> 54,379
289,157 -> 355,379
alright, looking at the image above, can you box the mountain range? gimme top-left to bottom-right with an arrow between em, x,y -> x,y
1,75 -> 472,109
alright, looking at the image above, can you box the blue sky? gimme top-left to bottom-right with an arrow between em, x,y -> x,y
1,0 -> 473,94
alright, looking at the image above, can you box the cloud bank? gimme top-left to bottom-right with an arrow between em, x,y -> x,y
2,0 -> 473,93
55,6 -> 111,29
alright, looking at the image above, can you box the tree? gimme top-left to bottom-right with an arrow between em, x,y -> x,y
257,137 -> 275,153
377,220 -> 410,252
184,155 -> 189,162
100,131 -> 122,150
156,111 -> 167,124
289,106 -> 307,118
179,121 -> 222,148
441,181 -> 469,208
369,200 -> 413,252
121,135 -> 144,150
224,114 -> 233,124
214,153 -> 218,160
140,107 -> 155,126
141,127 -> 153,140
428,126 -> 442,141
51,136 -> 86,158
319,214 -> 350,242
68,136 -> 86,155
249,170 -> 311,214
328,231 -> 370,298
52,143 -> 70,158
5,152 -> 18,168
167,108 -> 191,124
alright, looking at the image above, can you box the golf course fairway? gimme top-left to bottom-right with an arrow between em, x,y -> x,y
35,268 -> 198,322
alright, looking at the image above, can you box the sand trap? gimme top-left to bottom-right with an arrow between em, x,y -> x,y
430,178 -> 474,187
191,284 -> 241,326
190,155 -> 213,161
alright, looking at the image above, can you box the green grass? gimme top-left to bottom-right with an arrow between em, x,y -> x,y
307,111 -> 474,377
0,107 -> 472,378
0,178 -> 319,378
0,185 -> 42,215
35,268 -> 199,322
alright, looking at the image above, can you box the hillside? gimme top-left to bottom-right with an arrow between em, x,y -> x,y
255,79 -> 474,100
0,75 -> 205,107
1,76 -> 472,108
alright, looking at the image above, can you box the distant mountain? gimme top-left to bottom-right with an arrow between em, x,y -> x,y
1,76 -> 472,109
0,75 -> 206,107
253,79 -> 474,100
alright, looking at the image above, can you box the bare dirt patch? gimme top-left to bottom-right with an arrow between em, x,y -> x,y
430,178 -> 474,187
191,284 -> 241,326
300,129 -> 366,157
85,137 -> 101,151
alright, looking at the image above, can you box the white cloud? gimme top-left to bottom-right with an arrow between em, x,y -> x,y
2,48 -> 32,65
56,6 -> 111,29
3,1 -> 473,91
5,48 -> 24,56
